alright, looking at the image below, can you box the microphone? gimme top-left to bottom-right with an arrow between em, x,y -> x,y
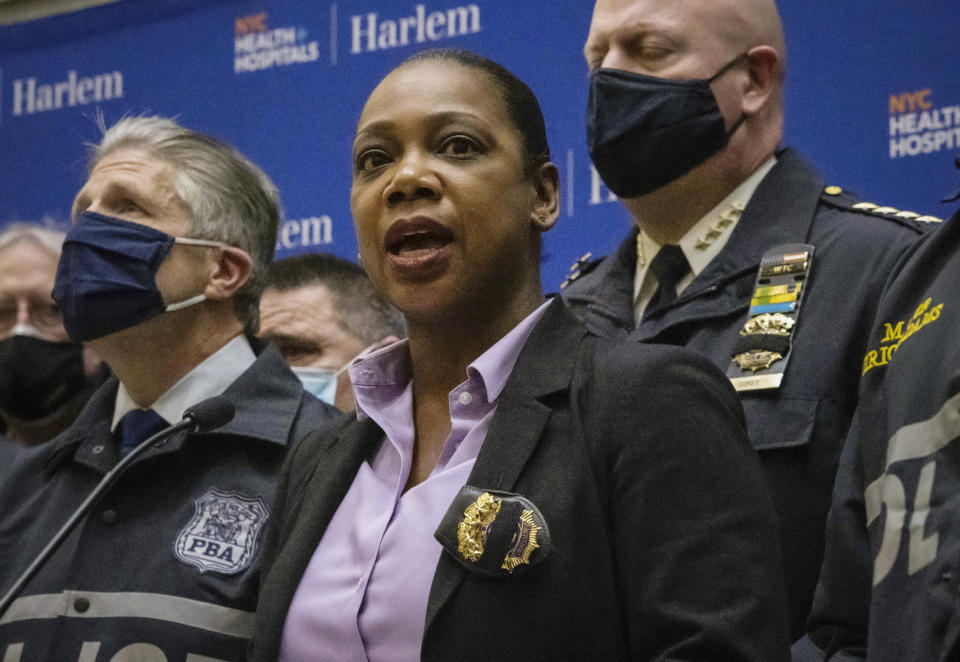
183,396 -> 235,433
0,396 -> 236,617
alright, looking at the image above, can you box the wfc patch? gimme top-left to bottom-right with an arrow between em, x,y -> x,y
174,488 -> 268,575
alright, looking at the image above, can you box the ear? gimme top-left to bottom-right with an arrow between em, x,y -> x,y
530,161 -> 560,232
203,246 -> 253,300
741,45 -> 781,115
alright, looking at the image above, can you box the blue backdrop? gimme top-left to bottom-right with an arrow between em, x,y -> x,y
1,0 -> 958,289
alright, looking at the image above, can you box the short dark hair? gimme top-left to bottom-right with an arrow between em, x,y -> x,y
266,253 -> 404,344
401,49 -> 551,174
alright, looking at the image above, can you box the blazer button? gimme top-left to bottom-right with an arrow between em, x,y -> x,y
101,509 -> 118,525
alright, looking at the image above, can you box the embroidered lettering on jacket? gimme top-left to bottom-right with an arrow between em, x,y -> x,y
862,297 -> 943,376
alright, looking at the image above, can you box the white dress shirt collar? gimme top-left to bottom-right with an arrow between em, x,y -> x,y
633,156 -> 777,319
111,334 -> 256,430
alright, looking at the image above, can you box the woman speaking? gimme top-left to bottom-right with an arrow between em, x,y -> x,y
251,49 -> 790,662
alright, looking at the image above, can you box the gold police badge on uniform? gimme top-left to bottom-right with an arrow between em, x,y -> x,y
727,243 -> 815,392
436,486 -> 551,578
732,349 -> 783,373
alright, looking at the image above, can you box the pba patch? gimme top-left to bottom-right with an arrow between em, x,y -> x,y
174,488 -> 268,575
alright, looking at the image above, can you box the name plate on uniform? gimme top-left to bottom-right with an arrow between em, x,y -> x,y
727,243 -> 814,392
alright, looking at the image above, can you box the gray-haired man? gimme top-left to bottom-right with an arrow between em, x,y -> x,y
0,117 -> 339,661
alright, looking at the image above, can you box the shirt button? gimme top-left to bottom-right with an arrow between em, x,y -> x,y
101,510 -> 118,525
91,445 -> 104,455
73,597 -> 90,613
458,392 -> 473,405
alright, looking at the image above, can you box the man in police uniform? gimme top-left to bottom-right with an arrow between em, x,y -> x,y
564,0 -> 939,638
799,208 -> 960,660
0,117 -> 339,661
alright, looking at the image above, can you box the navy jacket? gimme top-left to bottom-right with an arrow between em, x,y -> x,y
251,299 -> 791,662
563,149 -> 933,637
805,208 -> 960,661
0,342 -> 340,662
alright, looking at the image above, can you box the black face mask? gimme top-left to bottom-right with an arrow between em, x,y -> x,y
0,334 -> 87,421
586,53 -> 747,198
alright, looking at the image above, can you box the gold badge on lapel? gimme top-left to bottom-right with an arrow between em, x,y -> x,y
436,485 -> 552,578
457,492 -> 502,562
501,509 -> 542,572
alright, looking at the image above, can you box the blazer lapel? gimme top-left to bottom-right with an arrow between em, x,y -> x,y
259,416 -> 382,655
424,298 -> 587,636
280,417 -> 382,549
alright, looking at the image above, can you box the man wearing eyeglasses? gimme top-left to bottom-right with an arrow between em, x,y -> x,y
0,224 -> 107,445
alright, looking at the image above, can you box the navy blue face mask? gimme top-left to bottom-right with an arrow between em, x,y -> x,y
586,53 -> 748,198
52,211 -> 227,342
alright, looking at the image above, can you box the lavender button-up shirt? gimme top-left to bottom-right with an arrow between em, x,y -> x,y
279,300 -> 550,662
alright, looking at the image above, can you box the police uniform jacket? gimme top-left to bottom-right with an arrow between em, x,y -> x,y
0,436 -> 24,485
0,342 -> 340,662
804,208 -> 960,661
250,299 -> 791,662
562,148 -> 932,638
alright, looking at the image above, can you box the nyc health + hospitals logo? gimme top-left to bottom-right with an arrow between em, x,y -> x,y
234,12 -> 320,73
888,88 -> 960,159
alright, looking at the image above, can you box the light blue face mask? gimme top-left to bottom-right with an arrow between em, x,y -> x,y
291,342 -> 381,406
291,366 -> 341,405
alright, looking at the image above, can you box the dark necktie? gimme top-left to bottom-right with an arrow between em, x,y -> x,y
647,245 -> 690,313
119,408 -> 168,457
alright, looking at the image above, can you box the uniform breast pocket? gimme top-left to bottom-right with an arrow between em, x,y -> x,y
740,396 -> 819,451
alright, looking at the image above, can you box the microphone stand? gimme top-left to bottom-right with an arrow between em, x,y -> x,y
0,417 -> 197,617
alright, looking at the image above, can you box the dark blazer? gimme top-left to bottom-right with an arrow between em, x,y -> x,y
563,149 -> 934,637
251,299 -> 790,661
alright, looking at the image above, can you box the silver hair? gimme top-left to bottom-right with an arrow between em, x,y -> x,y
88,115 -> 281,333
0,223 -> 65,258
